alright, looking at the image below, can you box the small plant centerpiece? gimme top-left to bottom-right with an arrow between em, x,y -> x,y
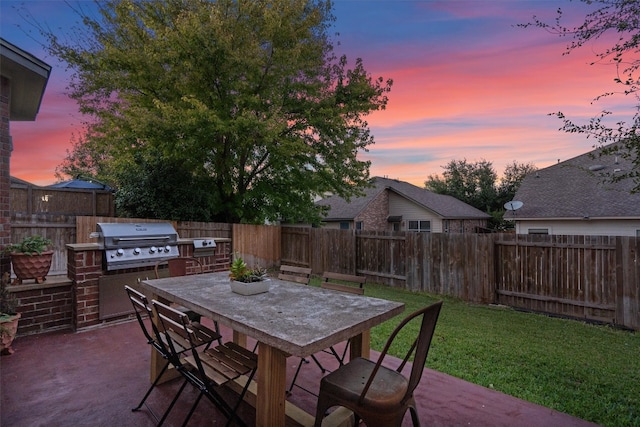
229,256 -> 269,295
4,235 -> 54,285
0,272 -> 20,355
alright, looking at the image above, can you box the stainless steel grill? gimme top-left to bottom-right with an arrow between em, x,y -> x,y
95,222 -> 180,271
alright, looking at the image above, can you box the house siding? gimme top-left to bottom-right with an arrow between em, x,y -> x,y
388,193 -> 443,232
516,219 -> 640,237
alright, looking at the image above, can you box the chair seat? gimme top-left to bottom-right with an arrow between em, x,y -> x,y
320,357 -> 408,409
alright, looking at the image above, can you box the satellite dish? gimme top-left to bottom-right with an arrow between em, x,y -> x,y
504,201 -> 523,211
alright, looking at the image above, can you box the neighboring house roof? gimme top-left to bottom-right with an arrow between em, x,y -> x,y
504,144 -> 639,220
48,179 -> 113,191
317,176 -> 491,220
0,38 -> 51,121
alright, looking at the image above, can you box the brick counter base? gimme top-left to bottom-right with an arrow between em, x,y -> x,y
9,276 -> 73,336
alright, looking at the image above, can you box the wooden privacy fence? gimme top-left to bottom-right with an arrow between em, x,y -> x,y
280,227 -> 640,330
8,216 -> 639,330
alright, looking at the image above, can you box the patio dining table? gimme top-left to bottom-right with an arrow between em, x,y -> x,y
139,271 -> 405,427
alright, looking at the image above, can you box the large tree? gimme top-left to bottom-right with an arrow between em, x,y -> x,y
45,0 -> 392,223
425,159 -> 536,230
521,0 -> 640,191
425,159 -> 498,212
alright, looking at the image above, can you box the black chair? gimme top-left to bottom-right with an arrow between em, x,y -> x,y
152,299 -> 258,427
125,285 -> 220,425
287,271 -> 366,396
314,301 -> 443,427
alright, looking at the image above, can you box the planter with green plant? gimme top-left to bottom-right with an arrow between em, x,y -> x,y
4,235 -> 53,285
228,256 -> 269,295
0,272 -> 20,355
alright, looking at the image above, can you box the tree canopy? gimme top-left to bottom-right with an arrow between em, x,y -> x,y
45,0 -> 392,223
521,0 -> 640,191
425,159 -> 536,230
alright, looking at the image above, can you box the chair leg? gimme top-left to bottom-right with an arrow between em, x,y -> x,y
213,320 -> 223,346
313,394 -> 329,427
132,359 -> 170,412
310,354 -> 328,373
409,406 -> 421,427
180,389 -> 204,427
287,357 -> 309,395
158,378 -> 189,427
224,368 -> 257,427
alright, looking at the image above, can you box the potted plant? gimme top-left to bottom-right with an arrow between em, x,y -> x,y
4,235 -> 53,285
229,256 -> 269,295
0,272 -> 20,355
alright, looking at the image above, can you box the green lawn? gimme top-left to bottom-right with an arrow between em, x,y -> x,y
314,279 -> 640,427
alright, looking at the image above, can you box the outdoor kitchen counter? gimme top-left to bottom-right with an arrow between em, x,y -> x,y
140,271 -> 405,427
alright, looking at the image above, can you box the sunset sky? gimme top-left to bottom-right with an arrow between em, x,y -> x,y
0,0 -> 630,187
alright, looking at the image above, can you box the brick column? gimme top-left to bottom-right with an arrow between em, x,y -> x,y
67,245 -> 103,330
0,76 -> 11,275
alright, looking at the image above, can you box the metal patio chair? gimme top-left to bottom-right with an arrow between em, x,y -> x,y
125,285 -> 220,426
314,300 -> 443,427
152,299 -> 258,427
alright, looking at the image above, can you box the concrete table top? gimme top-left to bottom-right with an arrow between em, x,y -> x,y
140,271 -> 405,358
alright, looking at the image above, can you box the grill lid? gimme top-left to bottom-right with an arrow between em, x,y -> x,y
96,222 -> 178,248
95,222 -> 180,271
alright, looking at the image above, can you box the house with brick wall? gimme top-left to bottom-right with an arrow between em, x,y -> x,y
0,38 -> 51,272
316,176 -> 491,232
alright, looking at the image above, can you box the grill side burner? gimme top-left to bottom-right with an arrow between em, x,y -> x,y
96,222 -> 180,271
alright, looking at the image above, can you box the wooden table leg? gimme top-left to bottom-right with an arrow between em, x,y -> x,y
256,343 -> 287,427
233,330 -> 248,348
349,330 -> 370,361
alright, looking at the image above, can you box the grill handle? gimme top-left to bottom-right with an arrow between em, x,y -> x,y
113,236 -> 172,243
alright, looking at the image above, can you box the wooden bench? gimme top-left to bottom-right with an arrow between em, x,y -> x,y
278,265 -> 312,285
321,271 -> 366,295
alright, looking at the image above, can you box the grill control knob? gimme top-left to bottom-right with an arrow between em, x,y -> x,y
149,246 -> 157,254
116,249 -> 124,256
133,247 -> 141,255
164,245 -> 171,253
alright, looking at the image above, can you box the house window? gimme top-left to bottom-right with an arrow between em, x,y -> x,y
636,230 -> 640,237
408,220 -> 430,232
392,222 -> 400,231
528,228 -> 549,235
355,221 -> 363,230
339,222 -> 350,230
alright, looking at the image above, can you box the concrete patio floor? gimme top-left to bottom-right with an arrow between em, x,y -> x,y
1,319 -> 600,427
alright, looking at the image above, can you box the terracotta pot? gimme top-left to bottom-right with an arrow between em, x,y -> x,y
0,312 -> 21,355
10,251 -> 53,284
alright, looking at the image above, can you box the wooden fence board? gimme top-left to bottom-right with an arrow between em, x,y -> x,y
232,224 -> 280,268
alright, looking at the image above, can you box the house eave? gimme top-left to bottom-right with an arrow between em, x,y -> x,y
512,216 -> 640,221
0,38 -> 52,121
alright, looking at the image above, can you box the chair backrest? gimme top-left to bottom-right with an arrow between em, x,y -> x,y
278,265 -> 312,285
152,299 -> 201,358
155,257 -> 204,279
321,271 -> 366,295
125,285 -> 155,344
359,300 -> 443,405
